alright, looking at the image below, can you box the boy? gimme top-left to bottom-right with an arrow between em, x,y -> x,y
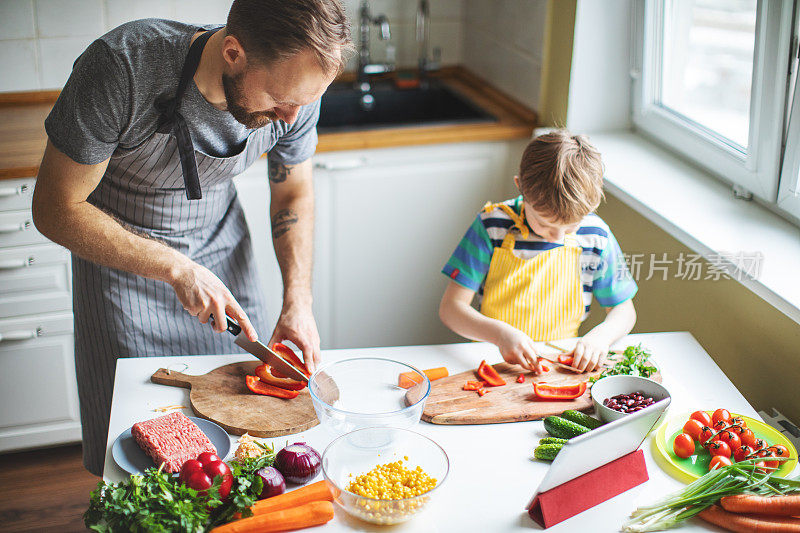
439,131 -> 637,373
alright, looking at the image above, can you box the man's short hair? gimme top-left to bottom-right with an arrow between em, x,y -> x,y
227,0 -> 354,74
517,130 -> 605,224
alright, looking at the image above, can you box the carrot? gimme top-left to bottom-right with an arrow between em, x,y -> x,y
698,504 -> 800,532
398,367 -> 448,389
721,494 -> 800,517
250,480 -> 333,516
211,500 -> 334,533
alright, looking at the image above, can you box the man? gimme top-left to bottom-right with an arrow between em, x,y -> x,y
31,0 -> 352,475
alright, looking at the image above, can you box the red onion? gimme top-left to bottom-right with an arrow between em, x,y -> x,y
274,442 -> 321,484
256,466 -> 286,499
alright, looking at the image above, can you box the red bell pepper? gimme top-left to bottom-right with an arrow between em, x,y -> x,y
532,381 -> 587,400
245,375 -> 301,399
463,380 -> 485,391
557,354 -> 574,366
269,342 -> 311,378
477,389 -> 488,397
516,374 -> 525,383
477,360 -> 506,387
254,364 -> 307,391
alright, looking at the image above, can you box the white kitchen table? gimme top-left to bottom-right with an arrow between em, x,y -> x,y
103,332 -> 791,532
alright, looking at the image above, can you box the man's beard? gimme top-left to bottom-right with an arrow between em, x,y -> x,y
222,70 -> 279,129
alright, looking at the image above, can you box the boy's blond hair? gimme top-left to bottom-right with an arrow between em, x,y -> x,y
517,130 -> 605,224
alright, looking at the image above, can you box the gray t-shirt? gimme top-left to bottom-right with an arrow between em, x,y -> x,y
45,18 -> 319,165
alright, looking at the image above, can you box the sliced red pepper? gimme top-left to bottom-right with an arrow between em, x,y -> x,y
477,389 -> 487,397
463,380 -> 485,391
532,381 -> 587,400
516,374 -> 525,383
255,364 -> 307,391
557,354 -> 574,366
541,364 -> 551,372
477,360 -> 506,387
269,342 -> 311,378
245,375 -> 301,399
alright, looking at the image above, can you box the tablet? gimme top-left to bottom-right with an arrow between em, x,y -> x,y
528,397 -> 670,506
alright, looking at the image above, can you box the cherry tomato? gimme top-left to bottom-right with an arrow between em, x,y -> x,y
683,419 -> 704,441
712,419 -> 729,432
729,416 -> 746,428
179,459 -> 204,484
727,424 -> 745,435
197,452 -> 221,465
707,440 -> 731,458
759,449 -> 780,472
752,438 -> 767,452
733,445 -> 753,462
770,445 -> 789,458
185,470 -> 213,491
699,426 -> 715,444
673,433 -> 695,459
712,409 -> 732,425
690,411 -> 713,427
740,429 -> 757,448
709,455 -> 732,471
718,430 -> 741,451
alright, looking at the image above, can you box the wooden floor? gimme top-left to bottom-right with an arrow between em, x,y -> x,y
0,444 -> 99,532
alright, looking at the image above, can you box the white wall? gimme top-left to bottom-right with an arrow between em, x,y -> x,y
566,0 -> 633,132
461,0 -> 547,112
0,0 -> 466,92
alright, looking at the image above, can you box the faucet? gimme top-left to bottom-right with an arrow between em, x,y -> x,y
357,0 -> 394,104
416,0 -> 430,75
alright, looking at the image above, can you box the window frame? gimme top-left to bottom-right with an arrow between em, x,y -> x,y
631,0 -> 794,203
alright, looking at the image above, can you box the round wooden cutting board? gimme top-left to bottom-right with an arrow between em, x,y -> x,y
151,361 -> 319,437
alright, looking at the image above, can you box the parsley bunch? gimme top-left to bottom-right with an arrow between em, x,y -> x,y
590,344 -> 657,383
85,444 -> 277,532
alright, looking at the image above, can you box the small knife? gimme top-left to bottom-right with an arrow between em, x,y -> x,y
217,315 -> 309,382
537,353 -> 580,372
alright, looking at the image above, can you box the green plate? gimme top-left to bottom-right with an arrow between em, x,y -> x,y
653,411 -> 797,483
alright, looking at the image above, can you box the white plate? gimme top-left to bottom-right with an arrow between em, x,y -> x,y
111,416 -> 231,475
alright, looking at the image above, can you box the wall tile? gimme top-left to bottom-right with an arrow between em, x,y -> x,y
0,0 -> 36,40
38,35 -> 94,88
0,39 -> 39,91
35,0 -> 104,38
172,0 -> 231,25
105,0 -> 173,30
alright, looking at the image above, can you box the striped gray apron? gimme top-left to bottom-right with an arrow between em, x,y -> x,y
73,29 -> 272,475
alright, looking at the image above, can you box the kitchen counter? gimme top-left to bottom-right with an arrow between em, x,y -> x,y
0,67 -> 536,181
104,332 -> 788,532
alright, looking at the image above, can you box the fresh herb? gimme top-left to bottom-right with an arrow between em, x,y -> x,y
590,344 -> 657,383
85,443 -> 277,532
623,458 -> 799,532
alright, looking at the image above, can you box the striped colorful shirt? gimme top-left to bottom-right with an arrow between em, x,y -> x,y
442,196 -> 637,319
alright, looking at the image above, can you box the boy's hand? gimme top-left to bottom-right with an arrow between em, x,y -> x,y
495,324 -> 540,373
571,333 -> 610,373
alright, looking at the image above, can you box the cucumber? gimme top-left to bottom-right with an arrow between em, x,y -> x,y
561,409 -> 604,430
534,443 -> 563,461
539,437 -> 569,446
543,415 -> 591,439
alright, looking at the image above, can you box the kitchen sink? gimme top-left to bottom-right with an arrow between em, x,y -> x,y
317,80 -> 497,133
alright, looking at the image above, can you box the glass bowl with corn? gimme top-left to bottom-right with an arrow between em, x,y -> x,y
322,427 -> 449,525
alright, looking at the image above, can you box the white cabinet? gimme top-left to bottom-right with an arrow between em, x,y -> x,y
0,177 -> 81,453
235,141 -> 524,350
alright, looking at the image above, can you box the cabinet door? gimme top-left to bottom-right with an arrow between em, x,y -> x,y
314,142 -> 513,349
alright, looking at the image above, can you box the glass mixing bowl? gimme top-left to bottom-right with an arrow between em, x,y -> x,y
322,427 -> 449,525
308,358 -> 430,436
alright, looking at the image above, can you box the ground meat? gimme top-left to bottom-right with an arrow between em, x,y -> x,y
131,412 -> 216,472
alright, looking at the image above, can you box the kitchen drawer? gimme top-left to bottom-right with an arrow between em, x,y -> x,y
0,243 -> 69,270
0,250 -> 71,318
0,315 -> 79,432
0,178 -> 34,212
0,210 -> 48,248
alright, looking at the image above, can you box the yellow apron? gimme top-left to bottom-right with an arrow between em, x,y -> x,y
480,202 -> 584,341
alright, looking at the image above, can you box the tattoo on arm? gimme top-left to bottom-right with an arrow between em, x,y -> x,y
272,208 -> 298,239
268,161 -> 292,183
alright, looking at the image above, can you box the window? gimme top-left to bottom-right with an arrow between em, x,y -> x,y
632,0 -> 794,206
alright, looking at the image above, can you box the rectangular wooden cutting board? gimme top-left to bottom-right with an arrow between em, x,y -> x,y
422,361 -> 660,425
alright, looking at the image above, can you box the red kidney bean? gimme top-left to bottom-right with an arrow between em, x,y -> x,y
605,392 -> 655,414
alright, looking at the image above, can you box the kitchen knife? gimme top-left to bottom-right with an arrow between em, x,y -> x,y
217,315 -> 309,382
537,353 -> 581,372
